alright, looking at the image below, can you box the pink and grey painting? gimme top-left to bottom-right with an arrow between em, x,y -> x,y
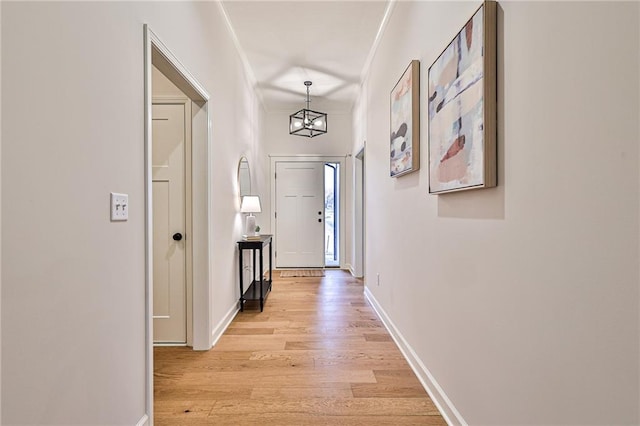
428,5 -> 485,193
390,62 -> 416,177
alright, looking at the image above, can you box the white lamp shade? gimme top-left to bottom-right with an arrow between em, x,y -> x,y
240,195 -> 262,213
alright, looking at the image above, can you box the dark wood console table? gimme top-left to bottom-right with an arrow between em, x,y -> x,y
237,234 -> 272,312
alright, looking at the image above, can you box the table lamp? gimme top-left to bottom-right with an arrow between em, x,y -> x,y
240,195 -> 261,236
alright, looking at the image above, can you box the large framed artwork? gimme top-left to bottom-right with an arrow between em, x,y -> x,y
428,0 -> 496,194
390,60 -> 420,177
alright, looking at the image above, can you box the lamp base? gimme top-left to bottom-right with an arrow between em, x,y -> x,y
245,215 -> 257,236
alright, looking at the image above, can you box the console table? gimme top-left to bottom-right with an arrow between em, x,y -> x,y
237,235 -> 272,312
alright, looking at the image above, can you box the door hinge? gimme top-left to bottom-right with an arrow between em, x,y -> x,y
275,212 -> 277,219
275,172 -> 277,179
275,250 -> 277,258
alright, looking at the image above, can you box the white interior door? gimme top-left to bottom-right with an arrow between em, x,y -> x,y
152,103 -> 186,343
276,162 -> 325,267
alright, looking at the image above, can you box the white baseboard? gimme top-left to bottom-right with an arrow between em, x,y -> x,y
153,342 -> 187,347
364,287 -> 466,426
136,414 -> 149,426
345,263 -> 355,276
211,302 -> 239,347
345,263 -> 364,278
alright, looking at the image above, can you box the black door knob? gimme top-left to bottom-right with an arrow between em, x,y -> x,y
318,219 -> 322,223
172,232 -> 183,241
318,211 -> 322,215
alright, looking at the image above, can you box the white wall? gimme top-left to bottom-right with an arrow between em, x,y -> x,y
356,1 -> 640,424
260,111 -> 353,267
351,82 -> 368,278
1,2 -> 260,424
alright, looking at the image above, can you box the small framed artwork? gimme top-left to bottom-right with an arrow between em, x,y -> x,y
390,60 -> 420,177
428,0 -> 497,194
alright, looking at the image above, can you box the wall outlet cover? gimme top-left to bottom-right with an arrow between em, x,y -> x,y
110,192 -> 129,221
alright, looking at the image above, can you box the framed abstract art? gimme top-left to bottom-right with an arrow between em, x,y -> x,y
390,60 -> 420,177
428,0 -> 497,193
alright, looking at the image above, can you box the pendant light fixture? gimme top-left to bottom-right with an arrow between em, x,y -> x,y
289,81 -> 327,138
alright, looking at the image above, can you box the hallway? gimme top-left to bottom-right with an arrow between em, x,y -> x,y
154,270 -> 446,425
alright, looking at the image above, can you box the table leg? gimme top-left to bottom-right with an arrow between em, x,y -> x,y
269,240 -> 273,291
259,246 -> 264,312
252,249 -> 256,283
239,247 -> 244,312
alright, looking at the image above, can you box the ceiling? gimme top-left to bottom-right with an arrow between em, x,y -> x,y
221,1 -> 391,113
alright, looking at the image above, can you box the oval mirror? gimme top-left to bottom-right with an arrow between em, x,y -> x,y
238,157 -> 251,199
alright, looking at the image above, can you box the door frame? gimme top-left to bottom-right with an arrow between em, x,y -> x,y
151,97 -> 193,346
144,25 -> 212,424
354,144 -> 365,278
270,155 -> 346,269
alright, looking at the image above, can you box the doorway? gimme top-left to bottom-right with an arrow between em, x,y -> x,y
271,156 -> 345,270
144,25 -> 212,423
354,146 -> 365,278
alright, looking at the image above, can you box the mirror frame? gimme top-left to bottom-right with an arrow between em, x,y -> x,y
238,156 -> 251,201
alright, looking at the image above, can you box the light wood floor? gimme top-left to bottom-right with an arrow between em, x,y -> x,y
154,270 -> 446,425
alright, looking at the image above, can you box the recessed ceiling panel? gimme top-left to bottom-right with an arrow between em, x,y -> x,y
222,1 -> 389,112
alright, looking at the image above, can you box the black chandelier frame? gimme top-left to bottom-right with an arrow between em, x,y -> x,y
289,81 -> 328,138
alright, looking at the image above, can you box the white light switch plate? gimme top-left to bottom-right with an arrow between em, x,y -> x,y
110,193 -> 129,221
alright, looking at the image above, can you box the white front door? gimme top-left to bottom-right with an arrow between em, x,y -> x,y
275,162 -> 325,267
152,103 -> 186,343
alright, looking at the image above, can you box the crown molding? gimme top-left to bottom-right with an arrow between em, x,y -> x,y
360,0 -> 397,85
